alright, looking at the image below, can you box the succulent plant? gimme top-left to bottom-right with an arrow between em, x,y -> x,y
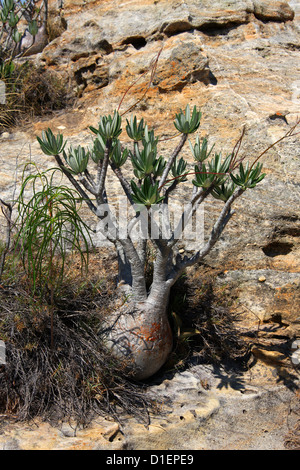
174,104 -> 201,134
37,128 -> 66,156
28,19 -> 38,37
90,111 -> 122,141
189,136 -> 214,162
171,157 -> 187,183
211,180 -> 236,202
90,136 -> 106,163
230,162 -> 266,189
63,145 -> 90,175
110,140 -> 129,168
131,140 -> 165,180
192,153 -> 231,189
131,177 -> 164,208
126,115 -> 145,141
8,10 -> 18,28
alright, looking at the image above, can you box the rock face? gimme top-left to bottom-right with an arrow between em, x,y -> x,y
0,362 -> 298,450
0,0 -> 299,450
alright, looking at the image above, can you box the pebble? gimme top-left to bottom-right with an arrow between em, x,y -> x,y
258,276 -> 266,282
0,132 -> 10,140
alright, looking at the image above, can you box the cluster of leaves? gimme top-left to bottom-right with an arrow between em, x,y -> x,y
0,0 -> 40,59
37,104 -> 266,210
16,164 -> 91,296
15,163 -> 92,349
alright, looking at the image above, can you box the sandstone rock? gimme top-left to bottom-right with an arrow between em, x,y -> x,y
253,1 -> 295,22
0,417 -> 124,450
1,362 -> 297,450
122,363 -> 299,450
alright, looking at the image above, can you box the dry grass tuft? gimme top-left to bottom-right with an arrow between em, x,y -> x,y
0,62 -> 72,133
0,249 -> 152,426
166,265 -> 250,372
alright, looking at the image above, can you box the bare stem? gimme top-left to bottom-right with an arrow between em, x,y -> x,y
159,133 -> 188,190
0,199 -> 12,281
167,187 -> 245,285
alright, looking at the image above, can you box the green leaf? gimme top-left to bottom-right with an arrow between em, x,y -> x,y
94,111 -> 122,141
211,180 -> 236,202
37,128 -> 66,156
8,11 -> 18,28
192,163 -> 213,188
15,164 -> 92,296
12,27 -> 21,43
229,162 -> 265,189
90,136 -> 106,163
174,104 -> 201,134
131,177 -> 164,208
110,140 -> 128,168
126,115 -> 145,141
171,157 -> 187,182
189,136 -> 214,162
64,145 -> 89,174
28,20 -> 38,37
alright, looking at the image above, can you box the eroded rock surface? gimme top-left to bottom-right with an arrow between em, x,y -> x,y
1,362 -> 298,450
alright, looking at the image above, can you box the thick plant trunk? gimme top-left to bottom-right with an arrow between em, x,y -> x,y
101,242 -> 173,381
102,286 -> 173,381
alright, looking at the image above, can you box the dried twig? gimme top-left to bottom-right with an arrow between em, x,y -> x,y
0,199 -> 12,281
117,44 -> 163,116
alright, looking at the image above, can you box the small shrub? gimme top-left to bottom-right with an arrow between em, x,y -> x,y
0,269 -> 150,425
0,61 -> 72,132
20,64 -> 72,115
15,163 -> 92,349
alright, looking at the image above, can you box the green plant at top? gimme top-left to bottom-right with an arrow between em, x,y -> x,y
0,0 -> 47,60
174,104 -> 202,134
63,145 -> 90,175
192,153 -> 232,190
189,136 -> 215,162
89,110 -> 122,142
35,89 -> 300,382
130,131 -> 165,180
171,157 -> 187,183
110,140 -> 129,168
35,105 -> 272,216
36,103 -> 298,307
37,128 -> 66,156
131,177 -> 164,208
15,163 -> 92,349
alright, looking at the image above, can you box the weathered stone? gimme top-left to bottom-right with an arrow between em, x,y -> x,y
0,417 -> 124,450
253,1 -> 295,22
121,363 -> 299,450
153,33 -> 210,91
